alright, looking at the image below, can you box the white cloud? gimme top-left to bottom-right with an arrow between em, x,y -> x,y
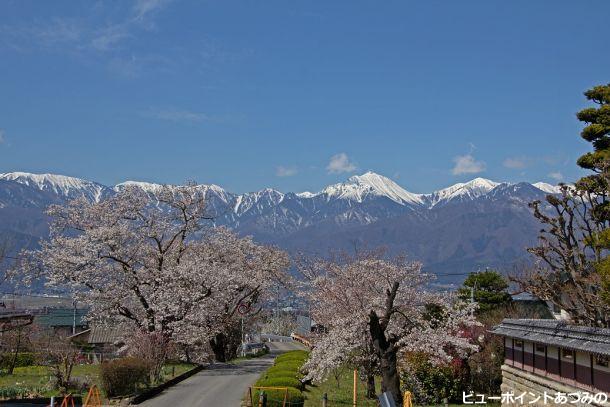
1,18 -> 82,51
326,153 -> 357,174
503,157 -> 527,169
37,18 -> 81,45
91,0 -> 171,52
276,166 -> 297,177
134,0 -> 172,20
548,171 -> 563,181
451,154 -> 486,175
91,24 -> 131,51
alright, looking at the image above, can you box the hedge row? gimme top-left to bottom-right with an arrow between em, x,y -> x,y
274,350 -> 308,364
266,365 -> 304,379
256,377 -> 304,391
252,350 -> 309,407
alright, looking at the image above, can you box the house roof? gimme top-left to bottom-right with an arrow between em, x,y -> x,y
70,326 -> 124,345
0,311 -> 34,332
0,311 -> 33,321
35,308 -> 88,327
490,319 -> 610,356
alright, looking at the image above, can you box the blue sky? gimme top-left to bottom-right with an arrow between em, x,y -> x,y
0,0 -> 608,193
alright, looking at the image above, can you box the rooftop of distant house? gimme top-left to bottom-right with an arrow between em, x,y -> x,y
490,319 -> 610,356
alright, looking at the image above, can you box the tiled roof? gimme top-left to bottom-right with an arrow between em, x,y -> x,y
490,319 -> 610,356
0,311 -> 33,322
70,326 -> 124,344
88,326 -> 124,344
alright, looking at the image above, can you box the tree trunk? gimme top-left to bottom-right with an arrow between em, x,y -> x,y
8,328 -> 22,375
183,345 -> 192,363
379,347 -> 401,403
369,310 -> 402,404
209,333 -> 228,362
366,373 -> 376,399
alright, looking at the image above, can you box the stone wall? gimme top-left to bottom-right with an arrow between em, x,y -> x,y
501,365 -> 609,407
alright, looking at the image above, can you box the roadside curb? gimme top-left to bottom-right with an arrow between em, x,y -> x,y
129,364 -> 205,405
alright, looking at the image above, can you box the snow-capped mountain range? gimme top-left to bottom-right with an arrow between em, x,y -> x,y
0,171 -> 564,281
0,170 -> 561,210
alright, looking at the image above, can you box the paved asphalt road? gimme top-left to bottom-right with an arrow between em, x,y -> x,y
137,341 -> 306,407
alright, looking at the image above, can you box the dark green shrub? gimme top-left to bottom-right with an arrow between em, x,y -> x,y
402,353 -> 468,405
101,357 -> 150,397
0,352 -> 36,369
252,387 -> 304,407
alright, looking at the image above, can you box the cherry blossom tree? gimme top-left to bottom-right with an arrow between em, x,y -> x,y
24,185 -> 290,361
126,330 -> 176,382
299,251 -> 477,404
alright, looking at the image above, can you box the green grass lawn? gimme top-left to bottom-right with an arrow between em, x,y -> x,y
303,369 -> 380,407
303,370 -> 491,406
0,362 -> 195,400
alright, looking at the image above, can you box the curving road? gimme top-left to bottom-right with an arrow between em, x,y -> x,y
137,340 -> 306,407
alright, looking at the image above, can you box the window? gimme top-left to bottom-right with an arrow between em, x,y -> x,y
536,344 -> 546,353
595,355 -> 609,368
562,349 -> 574,359
514,340 -> 523,348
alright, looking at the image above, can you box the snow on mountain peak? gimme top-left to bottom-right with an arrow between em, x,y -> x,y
428,177 -> 500,207
0,170 -> 558,214
114,180 -> 165,193
115,181 -> 232,204
320,171 -> 424,205
532,182 -> 562,194
0,171 -> 108,202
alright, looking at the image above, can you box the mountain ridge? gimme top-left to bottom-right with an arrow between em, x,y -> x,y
0,170 -> 563,282
0,170 -> 560,208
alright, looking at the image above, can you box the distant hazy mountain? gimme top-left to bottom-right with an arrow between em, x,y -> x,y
0,171 -> 561,284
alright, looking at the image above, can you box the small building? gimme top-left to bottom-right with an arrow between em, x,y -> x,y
511,292 -> 570,321
69,326 -> 125,362
490,319 -> 610,405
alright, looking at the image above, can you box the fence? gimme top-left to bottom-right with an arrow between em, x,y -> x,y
246,386 -> 293,407
289,333 -> 311,348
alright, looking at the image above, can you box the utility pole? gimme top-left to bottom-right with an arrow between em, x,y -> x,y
275,284 -> 280,335
353,369 -> 357,407
470,285 -> 474,304
308,300 -> 312,333
72,299 -> 77,335
241,317 -> 245,357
